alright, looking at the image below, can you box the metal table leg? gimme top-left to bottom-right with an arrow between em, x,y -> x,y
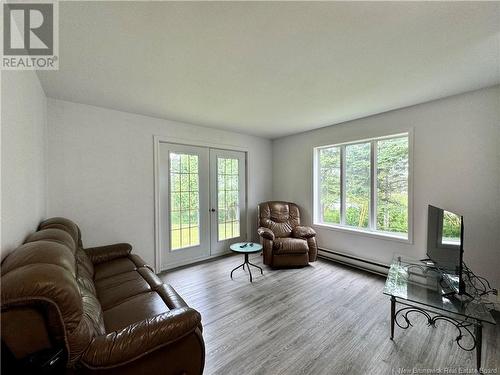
245,254 -> 253,282
390,296 -> 395,340
230,253 -> 264,282
476,321 -> 482,372
230,263 -> 244,279
248,261 -> 263,275
389,298 -> 484,372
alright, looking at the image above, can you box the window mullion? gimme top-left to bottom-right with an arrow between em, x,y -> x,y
370,141 -> 377,231
317,151 -> 322,224
340,145 -> 346,225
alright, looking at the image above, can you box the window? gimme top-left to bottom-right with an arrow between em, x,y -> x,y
169,153 -> 200,250
217,157 -> 240,241
345,142 -> 371,228
314,133 -> 410,240
319,147 -> 341,224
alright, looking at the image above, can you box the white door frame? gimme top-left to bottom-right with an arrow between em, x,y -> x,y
209,148 -> 247,255
153,135 -> 249,272
159,143 -> 211,270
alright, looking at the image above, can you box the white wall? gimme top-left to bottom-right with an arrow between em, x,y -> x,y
272,86 -> 500,289
1,71 -> 47,260
47,99 -> 273,267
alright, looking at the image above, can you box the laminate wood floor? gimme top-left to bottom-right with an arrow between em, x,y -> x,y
160,255 -> 499,375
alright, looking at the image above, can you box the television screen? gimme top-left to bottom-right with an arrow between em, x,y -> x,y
426,205 -> 464,293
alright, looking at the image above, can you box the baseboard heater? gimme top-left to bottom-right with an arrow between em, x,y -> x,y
318,248 -> 390,276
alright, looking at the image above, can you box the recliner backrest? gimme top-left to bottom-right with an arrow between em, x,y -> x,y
38,217 -> 83,248
258,201 -> 301,238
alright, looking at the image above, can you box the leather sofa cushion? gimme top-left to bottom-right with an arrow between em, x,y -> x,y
25,228 -> 76,252
273,238 -> 309,254
96,271 -> 151,310
86,243 -> 132,265
94,258 -> 138,280
103,292 -> 170,332
39,217 -> 82,247
81,287 -> 106,336
1,241 -> 76,276
76,249 -> 95,279
1,264 -> 84,331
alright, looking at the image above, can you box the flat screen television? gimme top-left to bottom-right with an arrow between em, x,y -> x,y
426,205 -> 465,295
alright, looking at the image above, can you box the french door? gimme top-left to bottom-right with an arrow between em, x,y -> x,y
159,143 -> 246,270
209,149 -> 246,255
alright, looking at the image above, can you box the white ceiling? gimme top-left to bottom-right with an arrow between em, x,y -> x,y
38,1 -> 500,139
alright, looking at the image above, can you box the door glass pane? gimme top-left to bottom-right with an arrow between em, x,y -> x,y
217,157 -> 240,241
376,137 -> 409,235
345,143 -> 370,228
169,152 -> 200,250
319,147 -> 341,224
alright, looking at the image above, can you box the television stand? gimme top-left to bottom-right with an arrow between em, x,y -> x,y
384,255 -> 495,372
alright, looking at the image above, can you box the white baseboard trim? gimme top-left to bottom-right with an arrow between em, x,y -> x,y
159,250 -> 232,272
318,247 -> 389,277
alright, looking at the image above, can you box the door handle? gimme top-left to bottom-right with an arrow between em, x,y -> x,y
210,208 -> 216,212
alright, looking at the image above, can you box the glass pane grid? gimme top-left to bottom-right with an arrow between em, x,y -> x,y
345,142 -> 370,229
376,137 -> 409,235
319,147 -> 341,224
169,153 -> 200,250
217,157 -> 240,241
317,135 -> 409,237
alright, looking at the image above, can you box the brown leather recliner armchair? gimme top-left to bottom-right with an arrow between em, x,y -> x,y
257,201 -> 318,267
1,217 -> 205,375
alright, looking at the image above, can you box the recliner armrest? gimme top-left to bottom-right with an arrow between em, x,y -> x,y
292,226 -> 316,239
257,227 -> 275,241
84,243 -> 132,264
82,307 -> 201,368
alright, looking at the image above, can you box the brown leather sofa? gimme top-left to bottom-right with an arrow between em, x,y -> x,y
1,217 -> 205,375
257,201 -> 318,267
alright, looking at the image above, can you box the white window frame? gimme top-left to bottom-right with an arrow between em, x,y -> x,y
313,131 -> 413,244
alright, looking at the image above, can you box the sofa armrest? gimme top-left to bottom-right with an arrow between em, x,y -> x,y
257,227 -> 275,241
292,226 -> 316,239
82,307 -> 201,368
84,243 -> 132,264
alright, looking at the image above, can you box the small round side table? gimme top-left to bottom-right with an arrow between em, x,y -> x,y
229,242 -> 263,282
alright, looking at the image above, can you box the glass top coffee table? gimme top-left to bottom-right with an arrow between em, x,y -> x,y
229,242 -> 263,283
384,255 -> 495,371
